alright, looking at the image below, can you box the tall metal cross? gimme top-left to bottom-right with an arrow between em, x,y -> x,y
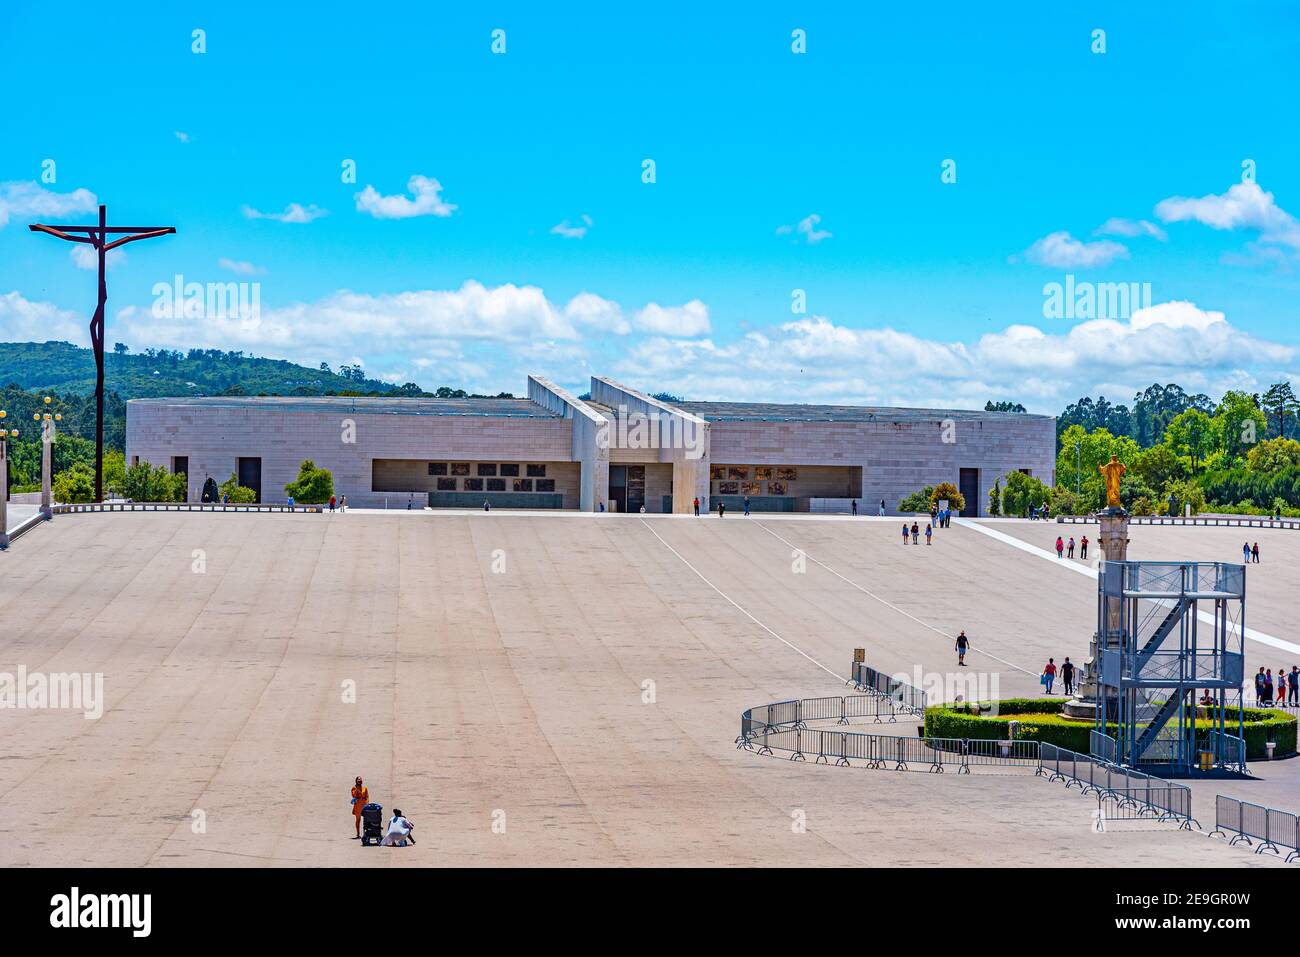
29,205 -> 175,502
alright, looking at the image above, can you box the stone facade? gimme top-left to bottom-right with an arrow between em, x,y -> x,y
126,376 -> 1056,514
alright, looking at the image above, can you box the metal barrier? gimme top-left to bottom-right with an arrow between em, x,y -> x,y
1210,795 -> 1300,861
1036,743 -> 1196,827
1099,787 -> 1196,825
848,661 -> 926,716
1090,730 -> 1118,764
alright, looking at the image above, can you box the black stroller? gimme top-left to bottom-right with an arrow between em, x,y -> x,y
360,803 -> 384,846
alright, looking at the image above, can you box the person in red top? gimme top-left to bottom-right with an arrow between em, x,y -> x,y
1043,658 -> 1057,694
1080,535 -> 1089,560
1055,536 -> 1064,558
693,497 -> 700,516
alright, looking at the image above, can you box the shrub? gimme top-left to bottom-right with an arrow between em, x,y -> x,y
899,485 -> 933,513
52,463 -> 95,503
924,699 -> 1295,760
284,459 -> 334,504
929,481 -> 965,514
218,473 -> 257,503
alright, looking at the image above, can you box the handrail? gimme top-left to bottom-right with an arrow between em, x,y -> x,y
1210,795 -> 1300,861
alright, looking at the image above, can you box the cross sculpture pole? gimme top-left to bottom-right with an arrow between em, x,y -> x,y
29,205 -> 175,502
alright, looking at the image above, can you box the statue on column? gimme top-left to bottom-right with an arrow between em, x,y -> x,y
1099,454 -> 1126,512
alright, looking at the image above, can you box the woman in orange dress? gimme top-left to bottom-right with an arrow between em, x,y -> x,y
351,776 -> 369,839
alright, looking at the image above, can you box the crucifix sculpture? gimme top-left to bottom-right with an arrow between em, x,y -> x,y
29,205 -> 175,502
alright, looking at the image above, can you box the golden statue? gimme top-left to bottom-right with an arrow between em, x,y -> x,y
1098,454 -> 1126,510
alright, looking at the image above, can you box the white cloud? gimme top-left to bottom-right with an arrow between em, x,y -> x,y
354,175 -> 456,220
174,131 -> 190,143
241,203 -> 327,223
1095,217 -> 1167,241
551,214 -> 593,239
632,300 -> 711,336
776,213 -> 832,244
564,291 -> 629,334
1155,181 -> 1300,254
0,291 -> 90,344
0,181 -> 97,229
70,245 -> 126,271
218,257 -> 266,276
1023,230 -> 1129,268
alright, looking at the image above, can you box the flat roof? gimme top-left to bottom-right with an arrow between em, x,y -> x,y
675,400 -> 1053,424
127,396 -> 559,419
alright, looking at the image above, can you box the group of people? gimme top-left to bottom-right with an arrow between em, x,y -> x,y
350,775 -> 416,847
1039,657 -> 1076,695
1242,541 -> 1261,563
327,494 -> 347,512
1027,502 -> 1052,520
1053,535 -> 1089,560
1254,667 -> 1298,707
901,520 -> 934,545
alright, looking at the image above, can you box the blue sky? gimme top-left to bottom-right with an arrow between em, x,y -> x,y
2,1 -> 1298,411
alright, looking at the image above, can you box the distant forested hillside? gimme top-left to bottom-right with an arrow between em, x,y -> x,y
0,340 -> 398,397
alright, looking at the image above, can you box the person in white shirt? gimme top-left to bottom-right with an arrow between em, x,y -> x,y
381,809 -> 416,846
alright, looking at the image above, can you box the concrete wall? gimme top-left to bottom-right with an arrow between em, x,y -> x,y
372,458 -> 581,509
591,376 -> 711,514
127,401 -> 575,508
528,376 -> 609,511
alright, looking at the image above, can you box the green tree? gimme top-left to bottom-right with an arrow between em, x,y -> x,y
987,479 -> 1001,516
1246,437 -> 1300,474
984,400 -> 1026,413
929,481 -> 965,514
1261,382 -> 1299,439
52,463 -> 95,503
899,485 -> 934,512
284,459 -> 335,504
1163,408 -> 1215,472
1212,390 -> 1268,462
1130,443 -> 1183,495
1001,471 -> 1051,517
121,461 -> 185,502
218,473 -> 258,503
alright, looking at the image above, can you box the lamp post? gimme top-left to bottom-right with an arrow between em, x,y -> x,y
35,396 -> 61,519
0,410 -> 18,550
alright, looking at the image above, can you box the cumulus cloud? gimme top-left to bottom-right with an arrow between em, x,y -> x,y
776,213 -> 832,244
174,131 -> 191,143
1023,231 -> 1130,268
1155,181 -> 1300,254
0,291 -> 91,344
355,175 -> 456,220
70,245 -> 126,271
241,202 -> 327,223
0,181 -> 97,229
1095,217 -> 1167,241
551,214 -> 593,239
218,257 -> 266,276
632,300 -> 711,336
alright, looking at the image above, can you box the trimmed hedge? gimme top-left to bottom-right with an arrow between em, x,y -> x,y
924,698 -> 1296,761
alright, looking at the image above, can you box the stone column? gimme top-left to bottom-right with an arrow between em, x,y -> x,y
0,435 -> 9,550
1063,509 -> 1129,720
41,417 -> 54,519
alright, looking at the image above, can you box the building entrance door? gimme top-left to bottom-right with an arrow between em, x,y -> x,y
958,467 -> 978,517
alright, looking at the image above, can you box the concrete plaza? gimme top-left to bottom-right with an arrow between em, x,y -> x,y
0,509 -> 1292,867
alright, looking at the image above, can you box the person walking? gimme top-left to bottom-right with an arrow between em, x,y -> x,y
1288,666 -> 1299,706
350,775 -> 369,839
1060,657 -> 1076,696
955,630 -> 970,666
1264,669 -> 1275,705
930,505 -> 938,528
1055,536 -> 1064,559
901,522 -> 910,545
1251,542 -> 1260,563
1254,667 -> 1267,706
910,521 -> 920,544
743,495 -> 750,516
1042,658 -> 1057,694
339,494 -> 347,512
693,496 -> 700,517
1243,541 -> 1251,564
1066,537 -> 1075,558
329,494 -> 337,513
1080,535 -> 1089,560
879,499 -> 886,516
718,500 -> 726,518
925,523 -> 933,545
851,499 -> 857,516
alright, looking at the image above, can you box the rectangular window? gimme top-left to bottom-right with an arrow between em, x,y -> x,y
526,464 -> 546,477
171,456 -> 189,478
464,477 -> 484,491
500,463 -> 520,477
477,463 -> 497,477
535,479 -> 555,492
428,462 -> 447,476
513,479 -> 533,492
486,478 -> 506,491
437,477 -> 457,491
450,462 -> 470,476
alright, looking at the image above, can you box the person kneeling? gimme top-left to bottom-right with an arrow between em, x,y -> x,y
381,809 -> 416,847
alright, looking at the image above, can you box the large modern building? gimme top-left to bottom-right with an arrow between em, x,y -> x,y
126,374 -> 1056,514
